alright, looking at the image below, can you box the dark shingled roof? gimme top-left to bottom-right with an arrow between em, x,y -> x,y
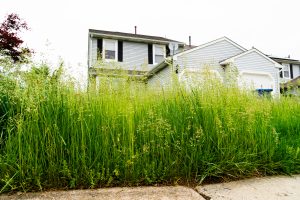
89,29 -> 184,44
268,56 -> 300,65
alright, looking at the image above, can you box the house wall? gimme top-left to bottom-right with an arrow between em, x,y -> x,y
90,38 -> 153,71
148,40 -> 243,87
147,66 -> 174,89
89,38 -> 184,71
275,60 -> 300,81
174,40 -> 244,77
123,41 -> 149,70
233,51 -> 279,95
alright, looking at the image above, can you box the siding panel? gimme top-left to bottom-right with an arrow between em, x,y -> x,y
123,41 -> 149,70
91,39 -> 155,71
147,67 -> 173,89
175,40 -> 244,76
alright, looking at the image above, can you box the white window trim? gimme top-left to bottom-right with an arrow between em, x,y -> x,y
153,44 -> 166,64
281,63 -> 291,79
103,39 -> 118,62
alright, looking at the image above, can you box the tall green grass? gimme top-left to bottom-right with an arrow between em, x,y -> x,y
0,71 -> 299,193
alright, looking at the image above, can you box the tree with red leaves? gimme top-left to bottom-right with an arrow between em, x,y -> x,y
0,13 -> 32,63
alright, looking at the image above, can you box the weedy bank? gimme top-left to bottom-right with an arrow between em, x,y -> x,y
0,67 -> 299,193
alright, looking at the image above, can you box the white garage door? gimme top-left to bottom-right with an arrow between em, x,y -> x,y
239,71 -> 274,90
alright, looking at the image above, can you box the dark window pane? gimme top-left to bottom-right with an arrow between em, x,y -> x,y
166,45 -> 170,57
279,68 -> 283,78
118,41 -> 123,62
148,44 -> 153,64
105,50 -> 115,59
97,39 -> 103,60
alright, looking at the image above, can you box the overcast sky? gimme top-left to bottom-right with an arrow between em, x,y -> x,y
1,0 -> 300,81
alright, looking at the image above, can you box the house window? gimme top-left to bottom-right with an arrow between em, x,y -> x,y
103,39 -> 117,61
153,44 -> 165,64
282,63 -> 290,79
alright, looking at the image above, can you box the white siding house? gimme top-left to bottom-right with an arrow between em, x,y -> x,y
88,29 -> 292,96
170,37 -> 281,95
220,48 -> 282,95
87,29 -> 187,90
88,29 -> 185,72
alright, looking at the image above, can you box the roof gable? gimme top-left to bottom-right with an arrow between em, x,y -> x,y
220,48 -> 282,68
173,36 -> 247,59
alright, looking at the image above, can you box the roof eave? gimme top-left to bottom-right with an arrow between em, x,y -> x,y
90,32 -> 185,45
270,57 -> 300,65
144,60 -> 170,79
219,59 -> 232,65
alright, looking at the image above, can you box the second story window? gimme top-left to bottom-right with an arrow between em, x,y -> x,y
281,63 -> 290,79
154,44 -> 165,64
103,39 -> 117,61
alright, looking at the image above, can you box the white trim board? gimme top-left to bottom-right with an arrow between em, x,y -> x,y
173,36 -> 247,60
220,48 -> 283,68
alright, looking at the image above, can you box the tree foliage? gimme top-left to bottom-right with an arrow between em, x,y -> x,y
0,13 -> 32,63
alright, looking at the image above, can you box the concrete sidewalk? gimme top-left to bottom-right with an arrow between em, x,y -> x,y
0,186 -> 204,200
196,175 -> 300,200
0,175 -> 299,200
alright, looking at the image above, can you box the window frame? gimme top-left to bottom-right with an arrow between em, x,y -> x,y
153,44 -> 166,64
103,39 -> 118,62
281,63 -> 291,79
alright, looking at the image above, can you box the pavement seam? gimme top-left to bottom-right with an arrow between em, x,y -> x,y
192,187 -> 211,200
